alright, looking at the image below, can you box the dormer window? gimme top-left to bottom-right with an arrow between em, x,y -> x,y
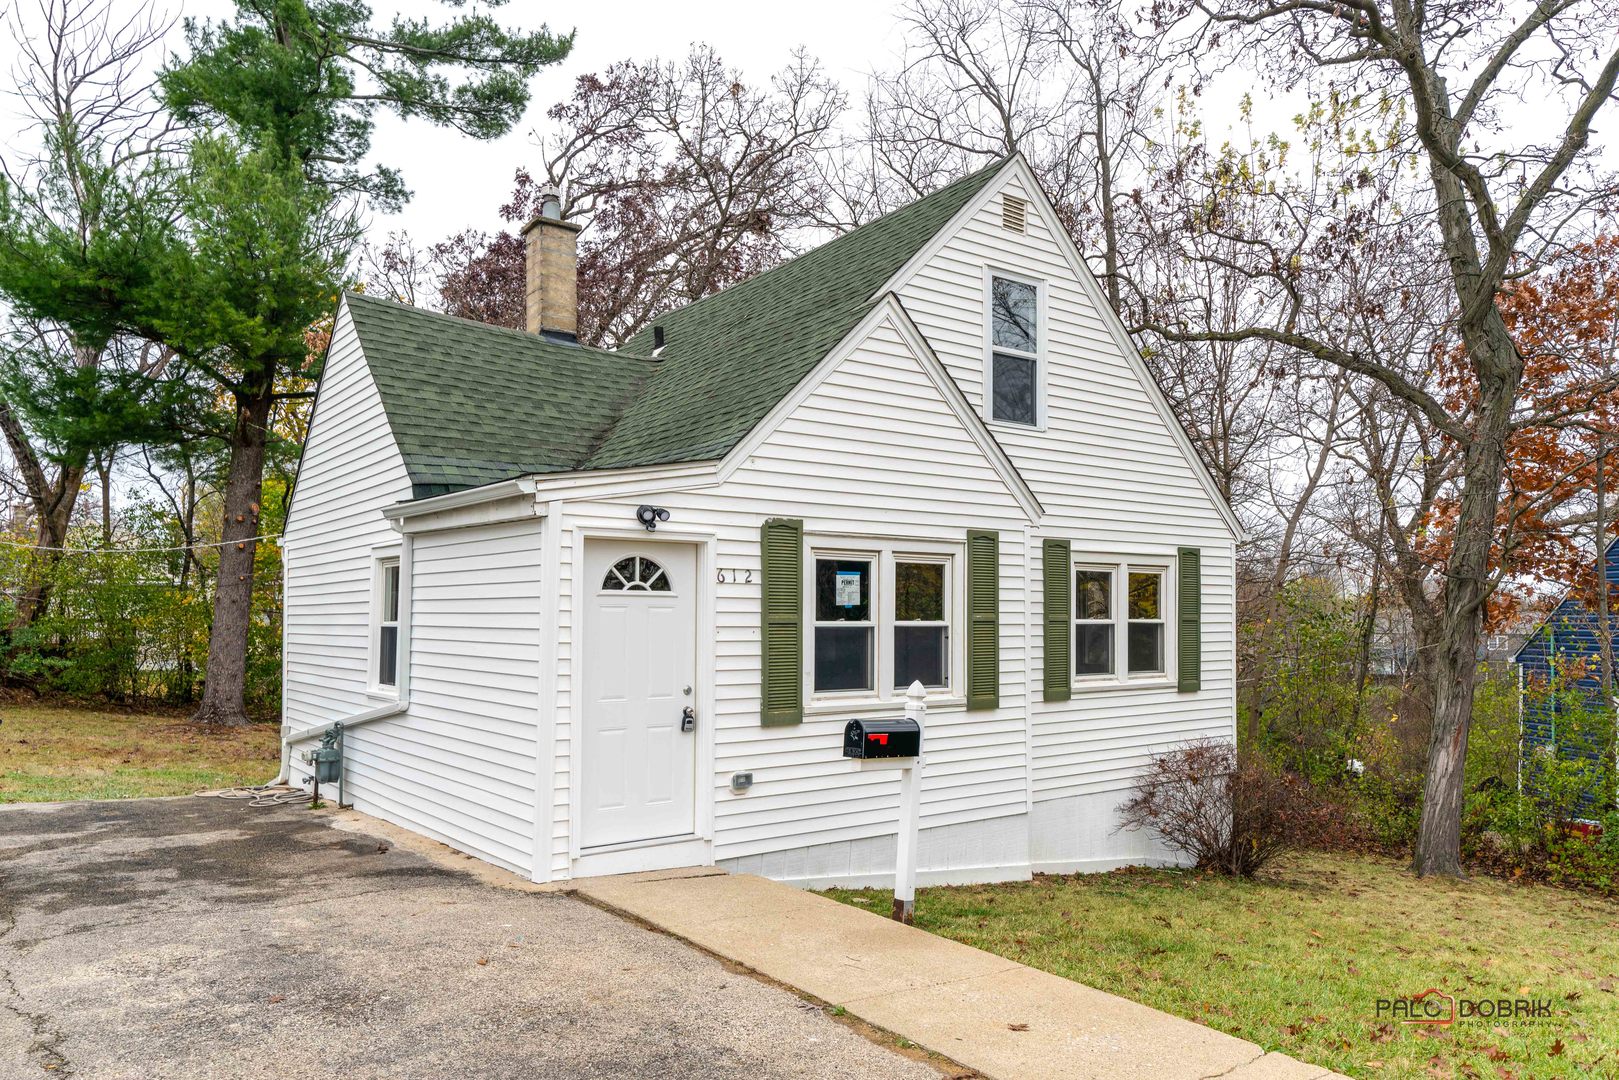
987,273 -> 1041,427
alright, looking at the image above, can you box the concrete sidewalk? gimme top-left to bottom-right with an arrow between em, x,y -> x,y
575,868 -> 1348,1080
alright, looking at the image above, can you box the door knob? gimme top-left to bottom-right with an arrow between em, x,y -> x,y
681,706 -> 696,733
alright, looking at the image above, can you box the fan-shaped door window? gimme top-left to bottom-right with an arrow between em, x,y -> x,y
602,555 -> 672,592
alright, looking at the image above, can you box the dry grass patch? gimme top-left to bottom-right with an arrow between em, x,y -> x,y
0,701 -> 280,802
824,851 -> 1619,1078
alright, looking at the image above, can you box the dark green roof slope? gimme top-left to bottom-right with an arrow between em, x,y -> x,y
587,160 -> 1004,469
343,157 -> 1007,498
344,292 -> 651,497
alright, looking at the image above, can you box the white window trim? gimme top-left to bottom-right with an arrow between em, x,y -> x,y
368,548 -> 402,697
803,537 -> 965,712
982,265 -> 1046,432
1070,555 -> 1175,690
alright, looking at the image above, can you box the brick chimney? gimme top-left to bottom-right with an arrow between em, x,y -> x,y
521,186 -> 583,343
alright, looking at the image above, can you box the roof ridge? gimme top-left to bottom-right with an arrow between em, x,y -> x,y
343,290 -> 659,363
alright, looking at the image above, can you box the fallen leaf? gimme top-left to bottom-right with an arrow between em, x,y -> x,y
1550,1039 -> 1566,1057
476,957 -> 489,966
268,994 -> 285,1004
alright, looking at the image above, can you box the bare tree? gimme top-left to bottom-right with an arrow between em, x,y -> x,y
1151,0 -> 1619,874
540,45 -> 847,346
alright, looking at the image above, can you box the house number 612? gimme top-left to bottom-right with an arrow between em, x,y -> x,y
716,568 -> 754,584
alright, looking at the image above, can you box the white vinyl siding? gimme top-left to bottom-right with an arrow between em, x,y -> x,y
287,162 -> 1238,886
353,519 -> 543,874
284,299 -> 542,876
282,303 -> 412,730
893,170 -> 1237,806
545,313 -> 1032,875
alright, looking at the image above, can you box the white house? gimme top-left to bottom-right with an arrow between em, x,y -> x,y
280,155 -> 1241,886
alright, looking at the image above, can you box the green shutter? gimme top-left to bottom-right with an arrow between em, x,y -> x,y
1043,539 -> 1071,702
760,518 -> 804,725
966,530 -> 999,711
1177,547 -> 1202,693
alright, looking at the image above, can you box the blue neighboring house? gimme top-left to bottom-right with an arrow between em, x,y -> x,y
1512,536 -> 1619,807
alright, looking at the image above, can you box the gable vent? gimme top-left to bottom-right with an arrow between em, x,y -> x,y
1001,194 -> 1028,233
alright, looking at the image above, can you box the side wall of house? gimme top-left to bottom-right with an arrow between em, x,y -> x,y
284,301 -> 542,875
344,518 -> 544,875
283,302 -> 413,732
545,313 -> 1034,884
894,168 -> 1238,871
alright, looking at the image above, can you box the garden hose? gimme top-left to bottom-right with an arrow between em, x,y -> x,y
193,784 -> 312,808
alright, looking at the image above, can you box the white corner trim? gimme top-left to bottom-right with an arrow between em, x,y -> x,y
874,154 -> 1246,542
715,295 -> 1043,523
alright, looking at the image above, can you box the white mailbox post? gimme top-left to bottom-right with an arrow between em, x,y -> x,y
851,680 -> 926,923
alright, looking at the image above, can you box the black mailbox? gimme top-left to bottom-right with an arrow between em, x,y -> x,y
843,717 -> 921,759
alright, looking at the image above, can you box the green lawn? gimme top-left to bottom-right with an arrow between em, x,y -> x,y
825,852 -> 1619,1078
0,702 -> 281,802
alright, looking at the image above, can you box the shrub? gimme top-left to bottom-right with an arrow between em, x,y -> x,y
1118,739 -> 1329,877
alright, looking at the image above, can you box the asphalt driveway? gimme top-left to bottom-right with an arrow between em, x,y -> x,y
0,797 -> 941,1080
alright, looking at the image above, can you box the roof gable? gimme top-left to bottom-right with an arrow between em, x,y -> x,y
876,156 -> 1245,540
715,293 -> 1043,521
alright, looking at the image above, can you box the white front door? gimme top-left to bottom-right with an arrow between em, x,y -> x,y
581,539 -> 698,850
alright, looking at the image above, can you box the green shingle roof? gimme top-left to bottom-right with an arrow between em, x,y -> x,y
344,295 -> 651,497
344,157 -> 1006,499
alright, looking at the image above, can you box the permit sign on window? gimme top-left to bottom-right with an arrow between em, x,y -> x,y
835,571 -> 862,608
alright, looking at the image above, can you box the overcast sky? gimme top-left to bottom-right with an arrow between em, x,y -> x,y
0,0 -> 911,247
4,1 -> 1610,254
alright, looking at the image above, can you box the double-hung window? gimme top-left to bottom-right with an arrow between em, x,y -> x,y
1069,557 -> 1171,685
374,556 -> 401,690
809,543 -> 959,702
987,273 -> 1041,427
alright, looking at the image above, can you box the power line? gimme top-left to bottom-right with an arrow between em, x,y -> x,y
0,534 -> 280,555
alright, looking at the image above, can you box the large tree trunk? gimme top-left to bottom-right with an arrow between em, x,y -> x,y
1411,348 -> 1519,876
190,383 -> 275,727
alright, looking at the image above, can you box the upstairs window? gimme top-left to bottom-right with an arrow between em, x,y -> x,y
988,274 -> 1040,427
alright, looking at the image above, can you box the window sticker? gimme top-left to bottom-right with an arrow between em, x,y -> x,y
835,571 -> 863,607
